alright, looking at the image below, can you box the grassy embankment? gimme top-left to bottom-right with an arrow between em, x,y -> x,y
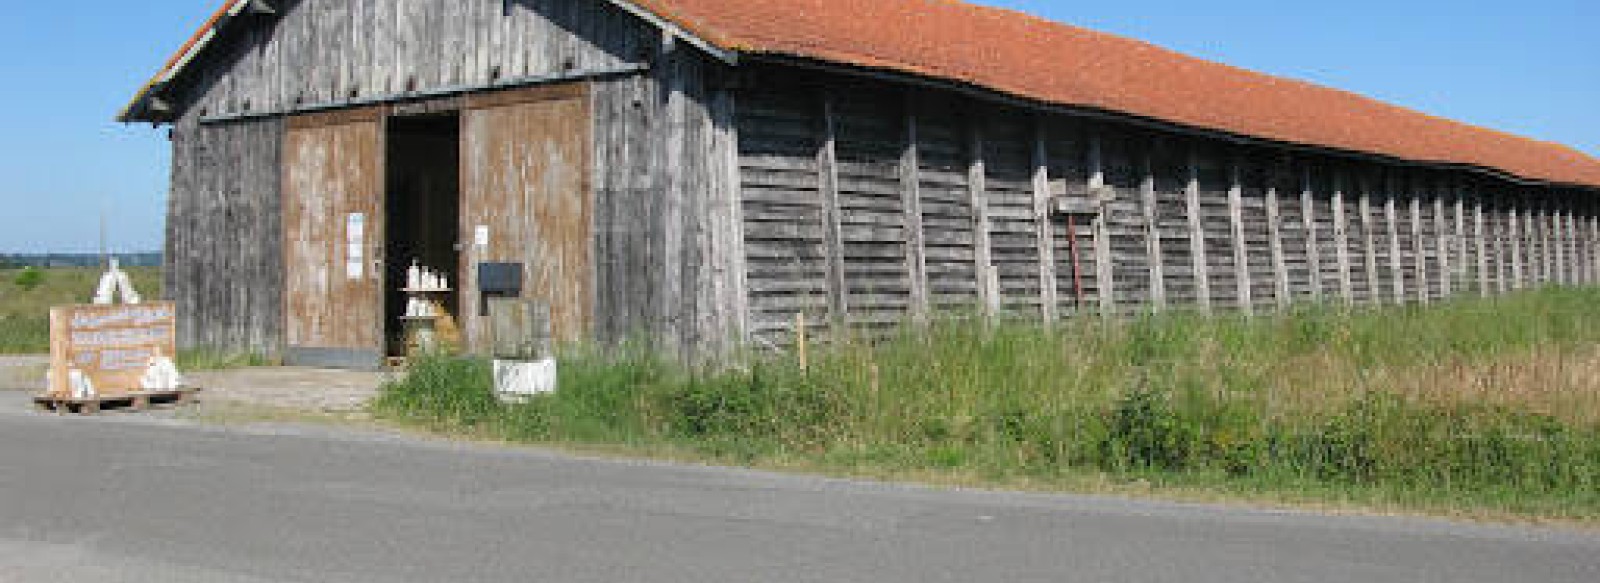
0,267 -> 268,368
375,288 -> 1598,522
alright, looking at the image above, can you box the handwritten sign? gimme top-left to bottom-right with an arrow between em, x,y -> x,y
48,302 -> 177,398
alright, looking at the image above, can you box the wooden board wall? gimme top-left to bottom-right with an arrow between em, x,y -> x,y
167,0 -> 655,123
281,109 -> 386,362
730,68 -> 1600,347
460,84 -> 593,347
166,117 -> 284,354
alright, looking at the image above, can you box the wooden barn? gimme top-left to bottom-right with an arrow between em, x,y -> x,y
121,0 -> 1600,367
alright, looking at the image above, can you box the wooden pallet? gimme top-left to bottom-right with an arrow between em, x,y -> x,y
33,387 -> 203,416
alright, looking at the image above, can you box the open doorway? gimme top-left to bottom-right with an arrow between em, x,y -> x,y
384,113 -> 462,357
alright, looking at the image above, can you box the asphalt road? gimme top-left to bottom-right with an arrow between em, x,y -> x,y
1,403 -> 1596,582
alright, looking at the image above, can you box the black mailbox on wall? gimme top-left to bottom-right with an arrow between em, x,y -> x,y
478,262 -> 524,296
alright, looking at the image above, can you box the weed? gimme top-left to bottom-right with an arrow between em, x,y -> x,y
373,288 -> 1600,521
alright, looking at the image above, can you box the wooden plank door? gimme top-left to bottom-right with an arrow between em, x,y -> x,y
282,109 -> 387,367
460,84 -> 593,349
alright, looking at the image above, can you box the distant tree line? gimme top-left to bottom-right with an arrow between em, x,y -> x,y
0,253 -> 161,269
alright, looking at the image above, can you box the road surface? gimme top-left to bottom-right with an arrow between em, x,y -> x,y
1,401 -> 1595,582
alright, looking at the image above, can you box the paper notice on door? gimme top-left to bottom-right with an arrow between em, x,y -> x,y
347,213 -> 366,280
475,225 -> 490,250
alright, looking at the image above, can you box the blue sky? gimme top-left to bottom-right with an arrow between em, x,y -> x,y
1,0 -> 1596,253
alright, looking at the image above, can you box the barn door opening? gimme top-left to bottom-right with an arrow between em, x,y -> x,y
384,113 -> 462,357
282,108 -> 387,368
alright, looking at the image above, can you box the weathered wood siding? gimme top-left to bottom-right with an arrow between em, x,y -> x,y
730,65 -> 1600,344
166,0 -> 652,122
166,117 -> 285,354
589,37 -> 743,357
161,0 -> 742,358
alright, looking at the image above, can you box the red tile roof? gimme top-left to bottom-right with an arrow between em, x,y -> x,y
133,0 -> 1600,189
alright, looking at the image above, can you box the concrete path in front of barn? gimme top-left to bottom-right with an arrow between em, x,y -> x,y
183,366 -> 391,414
1,358 -> 388,417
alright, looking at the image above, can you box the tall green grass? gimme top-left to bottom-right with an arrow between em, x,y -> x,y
375,288 -> 1600,520
0,267 -> 163,354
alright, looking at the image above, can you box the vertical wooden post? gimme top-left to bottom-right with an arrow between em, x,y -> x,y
1384,174 -> 1405,303
1567,201 -> 1581,284
1409,177 -> 1428,304
796,313 -> 808,370
968,121 -> 1000,318
1580,208 -> 1593,283
1032,124 -> 1061,321
1548,197 -> 1561,285
1509,192 -> 1524,289
1572,197 -> 1585,284
713,89 -> 750,346
1186,145 -> 1212,312
818,92 -> 850,325
1494,192 -> 1509,294
1140,151 -> 1167,310
1228,159 -> 1253,312
1536,196 -> 1551,285
899,96 -> 930,323
1265,163 -> 1290,309
1355,173 -> 1379,304
1472,186 -> 1489,296
1581,201 -> 1593,285
1546,198 -> 1558,285
1300,164 -> 1324,303
1586,204 -> 1594,285
1580,206 -> 1593,283
1089,132 -> 1115,315
1331,171 -> 1354,303
1434,180 -> 1452,299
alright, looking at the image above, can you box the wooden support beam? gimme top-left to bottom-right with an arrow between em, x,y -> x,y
1586,204 -> 1594,285
1356,173 -> 1381,304
1140,151 -> 1167,310
899,97 -> 931,323
1580,206 -> 1593,285
1509,193 -> 1524,289
1186,146 -> 1212,312
1089,132 -> 1114,315
1300,164 -> 1325,303
1032,124 -> 1061,321
1582,203 -> 1592,284
1409,178 -> 1428,304
1537,196 -> 1552,285
818,93 -> 850,324
1583,200 -> 1592,285
1557,200 -> 1571,285
1568,202 -> 1581,284
1572,197 -> 1585,285
1582,201 -> 1594,285
1439,180 -> 1456,298
1570,201 -> 1580,285
968,122 -> 1000,318
1471,185 -> 1490,296
712,89 -> 750,346
1265,163 -> 1290,309
1384,174 -> 1405,303
1331,170 -> 1354,304
1228,159 -> 1253,312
